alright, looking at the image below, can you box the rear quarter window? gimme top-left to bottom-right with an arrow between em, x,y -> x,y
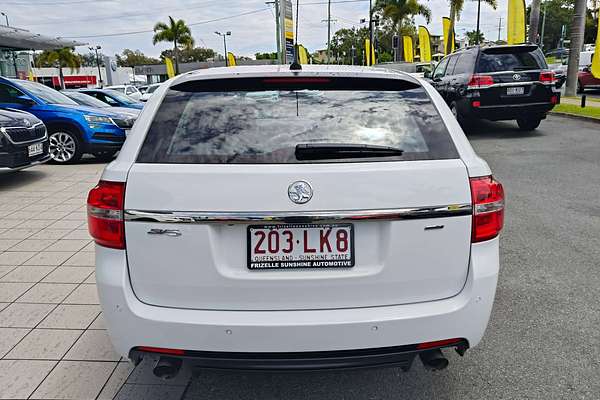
137,77 -> 458,164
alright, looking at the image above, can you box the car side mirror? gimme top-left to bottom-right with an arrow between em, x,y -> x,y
424,71 -> 432,79
16,95 -> 36,107
583,66 -> 591,72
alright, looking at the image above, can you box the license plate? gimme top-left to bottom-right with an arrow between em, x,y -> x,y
247,224 -> 355,270
506,87 -> 525,95
28,142 -> 43,157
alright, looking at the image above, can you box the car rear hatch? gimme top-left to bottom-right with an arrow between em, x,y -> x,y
123,75 -> 473,311
474,45 -> 554,106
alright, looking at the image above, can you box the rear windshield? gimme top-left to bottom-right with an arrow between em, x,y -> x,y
137,77 -> 458,164
477,47 -> 547,73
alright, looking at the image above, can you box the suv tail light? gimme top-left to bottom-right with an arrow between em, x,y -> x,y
87,181 -> 125,249
467,74 -> 495,89
539,71 -> 556,84
470,176 -> 505,243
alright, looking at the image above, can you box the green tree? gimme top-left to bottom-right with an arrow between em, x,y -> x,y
160,47 -> 216,63
375,0 -> 431,61
36,48 -> 81,89
80,52 -> 106,68
466,29 -> 485,44
255,52 -> 278,60
152,16 -> 194,74
115,49 -> 161,67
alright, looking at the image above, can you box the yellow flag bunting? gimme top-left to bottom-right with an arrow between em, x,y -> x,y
165,57 -> 175,78
592,22 -> 600,79
442,17 -> 455,55
298,45 -> 309,64
365,39 -> 376,66
507,0 -> 526,45
418,26 -> 432,63
227,52 -> 237,67
403,36 -> 414,63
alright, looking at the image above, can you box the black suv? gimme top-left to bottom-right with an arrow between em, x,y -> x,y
427,44 -> 560,131
0,108 -> 50,172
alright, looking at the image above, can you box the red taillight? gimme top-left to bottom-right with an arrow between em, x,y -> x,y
550,95 -> 559,104
416,338 -> 463,350
87,180 -> 125,249
467,74 -> 494,89
137,346 -> 186,356
472,100 -> 481,108
539,70 -> 556,84
470,176 -> 505,243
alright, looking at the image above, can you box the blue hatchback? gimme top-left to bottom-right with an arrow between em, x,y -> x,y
0,78 -> 132,163
79,89 -> 144,110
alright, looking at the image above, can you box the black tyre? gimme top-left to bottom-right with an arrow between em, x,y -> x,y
450,101 -> 472,131
516,116 -> 542,131
92,150 -> 118,162
577,80 -> 584,94
48,128 -> 83,164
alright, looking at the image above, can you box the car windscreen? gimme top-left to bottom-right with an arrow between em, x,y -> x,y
63,91 -> 110,108
17,80 -> 78,105
137,77 -> 458,164
104,90 -> 137,104
146,85 -> 159,94
477,47 -> 547,73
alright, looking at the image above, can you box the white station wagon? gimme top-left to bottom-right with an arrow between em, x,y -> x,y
88,65 -> 504,377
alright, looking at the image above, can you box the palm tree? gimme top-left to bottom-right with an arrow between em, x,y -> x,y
565,0 -> 587,97
376,0 -> 431,30
375,0 -> 431,61
528,0 -> 542,44
41,48 -> 81,89
448,0 -> 497,49
152,16 -> 194,75
448,0 -> 497,24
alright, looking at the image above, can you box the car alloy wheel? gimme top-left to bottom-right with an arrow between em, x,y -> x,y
49,131 -> 77,163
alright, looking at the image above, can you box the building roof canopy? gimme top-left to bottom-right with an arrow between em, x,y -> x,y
0,25 -> 85,51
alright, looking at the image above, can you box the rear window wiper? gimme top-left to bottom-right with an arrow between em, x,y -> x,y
295,143 -> 404,161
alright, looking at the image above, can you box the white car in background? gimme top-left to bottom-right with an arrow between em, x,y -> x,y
105,84 -> 142,101
139,83 -> 161,102
88,65 -> 504,378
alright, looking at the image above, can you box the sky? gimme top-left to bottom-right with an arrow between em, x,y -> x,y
4,0 -> 531,58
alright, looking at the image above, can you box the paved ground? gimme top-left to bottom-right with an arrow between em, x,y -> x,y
1,115 -> 599,399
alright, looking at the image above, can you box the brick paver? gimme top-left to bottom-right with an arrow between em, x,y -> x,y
0,161 -> 134,400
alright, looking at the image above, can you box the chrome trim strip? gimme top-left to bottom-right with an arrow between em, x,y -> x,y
477,102 -> 552,109
469,82 -> 554,90
124,204 -> 473,224
475,200 -> 504,214
0,123 -> 47,145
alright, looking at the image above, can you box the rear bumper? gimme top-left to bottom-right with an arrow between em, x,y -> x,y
129,339 -> 469,371
460,100 -> 557,121
96,238 -> 499,367
0,139 -> 50,172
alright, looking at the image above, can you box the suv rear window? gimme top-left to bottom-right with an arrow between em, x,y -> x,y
137,77 -> 458,164
477,46 -> 547,73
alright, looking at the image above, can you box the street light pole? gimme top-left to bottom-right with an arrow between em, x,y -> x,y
476,0 -> 482,45
89,45 -> 103,87
540,1 -> 548,50
215,31 -> 231,66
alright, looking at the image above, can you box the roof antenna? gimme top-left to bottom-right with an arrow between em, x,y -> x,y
290,0 -> 302,70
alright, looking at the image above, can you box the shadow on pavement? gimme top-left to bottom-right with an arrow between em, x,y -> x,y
464,120 -> 546,141
114,355 -> 462,400
0,169 -> 48,190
